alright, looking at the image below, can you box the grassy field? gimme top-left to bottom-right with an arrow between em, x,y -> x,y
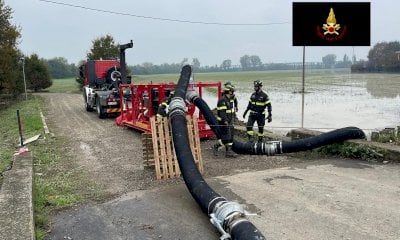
47,77 -> 81,94
48,69 -> 354,92
133,70 -> 323,85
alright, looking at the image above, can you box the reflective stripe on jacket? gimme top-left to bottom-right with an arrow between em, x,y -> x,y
246,90 -> 271,114
217,95 -> 234,123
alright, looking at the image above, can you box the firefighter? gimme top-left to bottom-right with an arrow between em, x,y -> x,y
224,81 -> 238,113
156,90 -> 174,119
213,83 -> 238,158
243,80 -> 272,142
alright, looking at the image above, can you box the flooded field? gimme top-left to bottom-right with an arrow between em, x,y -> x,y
200,69 -> 400,137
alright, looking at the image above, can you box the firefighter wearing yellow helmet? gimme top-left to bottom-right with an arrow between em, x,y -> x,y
243,80 -> 272,142
213,82 -> 238,158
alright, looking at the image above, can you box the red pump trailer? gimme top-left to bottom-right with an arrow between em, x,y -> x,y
116,82 -> 221,139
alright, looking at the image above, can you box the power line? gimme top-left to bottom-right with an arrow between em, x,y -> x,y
38,0 -> 290,26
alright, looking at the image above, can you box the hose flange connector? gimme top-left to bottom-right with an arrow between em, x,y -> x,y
210,201 -> 246,240
185,90 -> 199,103
168,97 -> 186,118
261,140 -> 283,155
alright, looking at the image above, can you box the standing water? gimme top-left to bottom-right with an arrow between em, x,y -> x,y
200,70 -> 400,137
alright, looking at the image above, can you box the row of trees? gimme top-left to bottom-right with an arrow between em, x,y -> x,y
0,1 -> 52,95
352,41 -> 400,72
44,57 -> 77,79
0,1 -> 23,95
84,36 -> 400,75
81,35 -> 358,75
130,54 -> 354,74
27,37 -> 400,79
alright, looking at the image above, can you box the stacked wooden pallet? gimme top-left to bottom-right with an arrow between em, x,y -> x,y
143,116 -> 204,180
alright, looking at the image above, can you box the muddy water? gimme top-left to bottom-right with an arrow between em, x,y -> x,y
201,71 -> 400,137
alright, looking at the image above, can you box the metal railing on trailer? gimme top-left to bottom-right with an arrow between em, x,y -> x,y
116,82 -> 221,139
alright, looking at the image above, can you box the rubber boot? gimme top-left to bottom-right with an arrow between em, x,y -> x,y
225,145 -> 238,158
257,136 -> 263,143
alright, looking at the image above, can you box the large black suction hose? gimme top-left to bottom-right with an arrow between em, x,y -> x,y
188,96 -> 365,155
186,91 -> 223,138
169,65 -> 266,240
281,127 -> 365,153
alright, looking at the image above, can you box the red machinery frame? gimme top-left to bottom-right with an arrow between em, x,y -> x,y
116,82 -> 221,139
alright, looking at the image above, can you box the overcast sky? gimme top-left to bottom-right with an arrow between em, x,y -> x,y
5,0 -> 400,66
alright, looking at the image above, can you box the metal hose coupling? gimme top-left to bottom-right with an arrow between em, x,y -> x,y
256,141 -> 283,155
185,90 -> 199,103
210,201 -> 247,240
168,97 -> 187,118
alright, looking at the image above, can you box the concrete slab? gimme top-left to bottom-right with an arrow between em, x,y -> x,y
0,152 -> 34,240
49,159 -> 400,240
49,184 -> 220,240
217,160 -> 400,240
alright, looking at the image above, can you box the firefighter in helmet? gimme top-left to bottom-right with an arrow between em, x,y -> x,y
224,81 -> 238,113
156,89 -> 174,119
243,80 -> 272,142
213,83 -> 238,158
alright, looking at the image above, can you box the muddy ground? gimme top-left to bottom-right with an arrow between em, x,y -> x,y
42,93 -> 306,198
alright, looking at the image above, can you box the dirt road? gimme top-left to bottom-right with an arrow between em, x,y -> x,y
43,93 -> 400,240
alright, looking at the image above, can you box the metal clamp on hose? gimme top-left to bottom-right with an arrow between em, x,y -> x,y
185,90 -> 199,103
255,141 -> 282,155
210,201 -> 246,239
265,141 -> 283,154
168,97 -> 186,118
210,213 -> 231,240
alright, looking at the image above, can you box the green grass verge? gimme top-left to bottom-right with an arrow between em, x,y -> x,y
0,97 -> 44,176
317,142 -> 386,162
293,142 -> 386,162
32,134 -> 85,239
0,96 -> 94,240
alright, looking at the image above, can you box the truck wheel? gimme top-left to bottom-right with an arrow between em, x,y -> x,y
84,89 -> 93,112
106,67 -> 121,84
96,98 -> 106,119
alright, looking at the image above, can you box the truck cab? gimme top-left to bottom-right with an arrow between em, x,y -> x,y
81,60 -> 124,118
81,40 -> 134,118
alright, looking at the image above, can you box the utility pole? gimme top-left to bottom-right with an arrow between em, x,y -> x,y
21,57 -> 28,100
301,46 -> 305,128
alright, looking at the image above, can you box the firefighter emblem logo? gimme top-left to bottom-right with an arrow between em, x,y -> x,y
316,7 -> 347,42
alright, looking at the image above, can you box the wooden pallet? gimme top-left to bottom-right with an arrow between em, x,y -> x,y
145,116 -> 204,180
142,132 -> 154,167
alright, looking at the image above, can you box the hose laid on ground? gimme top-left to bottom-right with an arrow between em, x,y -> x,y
169,65 -> 266,240
186,95 -> 366,156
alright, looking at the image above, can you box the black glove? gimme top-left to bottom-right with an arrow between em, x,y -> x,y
266,113 -> 272,123
243,109 -> 248,119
